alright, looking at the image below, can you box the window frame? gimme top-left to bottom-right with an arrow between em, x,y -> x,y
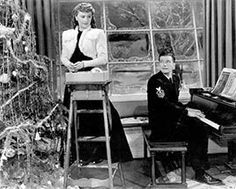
57,0 -> 204,101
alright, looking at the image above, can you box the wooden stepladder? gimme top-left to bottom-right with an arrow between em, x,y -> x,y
63,72 -> 125,189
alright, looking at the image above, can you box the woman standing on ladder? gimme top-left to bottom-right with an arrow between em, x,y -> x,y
60,2 -> 133,166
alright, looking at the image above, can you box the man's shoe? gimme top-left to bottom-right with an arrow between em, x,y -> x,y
195,172 -> 223,185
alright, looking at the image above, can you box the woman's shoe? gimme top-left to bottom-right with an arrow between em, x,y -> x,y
79,157 -> 104,166
91,158 -> 104,164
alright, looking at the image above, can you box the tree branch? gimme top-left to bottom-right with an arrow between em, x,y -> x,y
0,82 -> 37,110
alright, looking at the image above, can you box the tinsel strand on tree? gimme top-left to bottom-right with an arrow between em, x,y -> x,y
0,0 -> 66,188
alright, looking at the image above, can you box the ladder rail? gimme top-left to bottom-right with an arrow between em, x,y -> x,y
102,92 -> 113,188
74,101 -> 79,162
63,97 -> 73,189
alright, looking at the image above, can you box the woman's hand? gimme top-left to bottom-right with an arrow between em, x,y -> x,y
73,61 -> 84,72
65,61 -> 84,72
66,62 -> 76,72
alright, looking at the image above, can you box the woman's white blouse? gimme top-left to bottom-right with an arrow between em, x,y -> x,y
61,27 -> 108,68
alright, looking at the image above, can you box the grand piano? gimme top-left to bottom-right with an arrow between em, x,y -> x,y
189,68 -> 236,168
190,89 -> 236,140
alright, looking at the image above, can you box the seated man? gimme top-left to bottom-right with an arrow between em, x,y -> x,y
147,49 -> 222,185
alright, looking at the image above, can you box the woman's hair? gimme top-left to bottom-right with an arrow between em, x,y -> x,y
72,2 -> 97,29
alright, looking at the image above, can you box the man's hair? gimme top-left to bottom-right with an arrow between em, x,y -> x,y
158,49 -> 175,62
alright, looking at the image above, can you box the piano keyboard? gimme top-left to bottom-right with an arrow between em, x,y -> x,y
198,117 -> 221,130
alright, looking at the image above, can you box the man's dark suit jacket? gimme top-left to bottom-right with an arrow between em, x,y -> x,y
147,71 -> 187,141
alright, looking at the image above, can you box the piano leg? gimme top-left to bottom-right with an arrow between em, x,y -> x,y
228,141 -> 236,162
224,140 -> 236,174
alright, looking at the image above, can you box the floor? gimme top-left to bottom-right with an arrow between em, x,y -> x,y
117,154 -> 229,188
69,153 -> 236,188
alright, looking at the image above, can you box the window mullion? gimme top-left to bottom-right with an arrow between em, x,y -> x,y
148,0 -> 156,73
191,0 -> 203,88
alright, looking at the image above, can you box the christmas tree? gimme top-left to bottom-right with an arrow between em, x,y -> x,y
0,0 -> 66,188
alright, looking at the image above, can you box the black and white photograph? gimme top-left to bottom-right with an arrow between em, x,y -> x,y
0,0 -> 236,188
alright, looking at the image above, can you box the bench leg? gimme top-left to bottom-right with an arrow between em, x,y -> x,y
151,151 -> 156,185
144,137 -> 147,158
181,151 -> 186,184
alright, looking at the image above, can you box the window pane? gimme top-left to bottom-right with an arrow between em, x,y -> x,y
192,0 -> 204,27
59,1 -> 103,31
150,0 -> 193,29
109,63 -> 153,94
197,30 -> 204,59
57,0 -> 205,96
108,32 -> 152,62
156,61 -> 202,88
105,1 -> 149,30
153,31 -> 197,60
179,61 -> 203,88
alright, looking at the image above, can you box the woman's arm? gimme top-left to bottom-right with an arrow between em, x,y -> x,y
60,30 -> 77,72
83,30 -> 108,68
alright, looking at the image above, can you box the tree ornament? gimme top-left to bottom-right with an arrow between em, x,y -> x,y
5,148 -> 15,158
11,13 -> 19,22
35,132 -> 41,141
0,24 -> 15,38
0,73 -> 10,83
12,70 -> 18,77
24,46 -> 29,52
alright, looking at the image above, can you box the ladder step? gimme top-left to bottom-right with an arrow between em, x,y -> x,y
77,161 -> 118,169
76,109 -> 103,114
77,136 -> 109,142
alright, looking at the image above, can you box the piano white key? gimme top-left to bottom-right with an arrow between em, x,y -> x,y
198,117 -> 220,130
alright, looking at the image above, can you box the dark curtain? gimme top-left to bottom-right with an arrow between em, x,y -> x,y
21,0 -> 57,59
205,0 -> 236,87
19,0 -> 59,99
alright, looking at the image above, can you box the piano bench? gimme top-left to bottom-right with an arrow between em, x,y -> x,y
142,128 -> 188,188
